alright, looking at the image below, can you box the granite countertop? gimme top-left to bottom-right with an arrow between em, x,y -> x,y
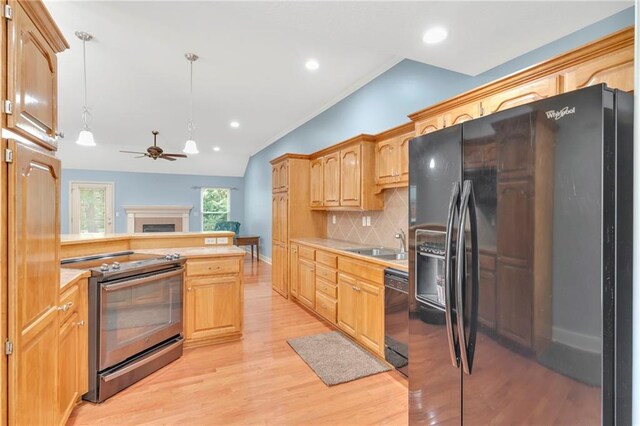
134,245 -> 247,259
60,268 -> 91,291
290,237 -> 408,271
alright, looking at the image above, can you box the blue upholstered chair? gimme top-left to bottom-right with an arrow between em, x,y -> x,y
213,221 -> 241,236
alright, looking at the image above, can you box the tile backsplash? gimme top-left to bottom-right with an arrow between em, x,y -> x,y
326,188 -> 408,249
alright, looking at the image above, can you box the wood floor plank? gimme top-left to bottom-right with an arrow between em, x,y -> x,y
68,258 -> 408,426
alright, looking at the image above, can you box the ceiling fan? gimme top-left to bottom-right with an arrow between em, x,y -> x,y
120,131 -> 188,161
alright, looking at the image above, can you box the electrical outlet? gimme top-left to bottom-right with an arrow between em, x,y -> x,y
366,216 -> 371,226
361,216 -> 366,226
332,215 -> 336,225
204,238 -> 216,245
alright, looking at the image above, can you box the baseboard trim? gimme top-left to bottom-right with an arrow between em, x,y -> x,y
240,246 -> 271,264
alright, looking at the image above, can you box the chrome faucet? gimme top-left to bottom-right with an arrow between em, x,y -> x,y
395,229 -> 406,254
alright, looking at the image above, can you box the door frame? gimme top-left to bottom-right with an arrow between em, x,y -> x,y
69,181 -> 115,234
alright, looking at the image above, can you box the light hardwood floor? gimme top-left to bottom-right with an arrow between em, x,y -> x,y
68,257 -> 408,425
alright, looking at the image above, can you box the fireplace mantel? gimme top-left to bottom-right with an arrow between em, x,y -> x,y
123,205 -> 192,233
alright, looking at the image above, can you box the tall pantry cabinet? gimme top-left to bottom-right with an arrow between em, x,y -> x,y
0,1 -> 69,425
270,154 -> 325,298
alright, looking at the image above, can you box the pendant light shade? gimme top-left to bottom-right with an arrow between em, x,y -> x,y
183,53 -> 199,154
75,31 -> 96,147
76,130 -> 96,147
183,139 -> 198,154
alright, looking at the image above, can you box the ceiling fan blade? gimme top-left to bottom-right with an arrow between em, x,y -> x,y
160,155 -> 177,161
162,153 -> 188,158
120,150 -> 146,155
134,155 -> 147,159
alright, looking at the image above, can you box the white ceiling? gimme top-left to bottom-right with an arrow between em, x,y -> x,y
45,1 -> 631,177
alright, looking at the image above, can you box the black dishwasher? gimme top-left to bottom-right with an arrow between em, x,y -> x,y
384,268 -> 408,377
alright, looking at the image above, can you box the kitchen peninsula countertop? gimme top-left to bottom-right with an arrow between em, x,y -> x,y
61,231 -> 234,243
60,268 -> 91,291
290,237 -> 408,271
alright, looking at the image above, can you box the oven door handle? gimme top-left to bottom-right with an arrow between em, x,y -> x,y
101,268 -> 184,292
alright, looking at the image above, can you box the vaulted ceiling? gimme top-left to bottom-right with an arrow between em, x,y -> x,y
45,1 -> 631,176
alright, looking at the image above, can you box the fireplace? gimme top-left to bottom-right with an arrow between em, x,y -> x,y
142,224 -> 176,233
123,205 -> 192,233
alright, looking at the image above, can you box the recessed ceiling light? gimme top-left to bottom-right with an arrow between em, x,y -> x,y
230,121 -> 240,128
422,27 -> 448,44
305,59 -> 319,71
213,146 -> 221,152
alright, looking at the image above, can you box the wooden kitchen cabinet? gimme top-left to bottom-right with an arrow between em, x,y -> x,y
57,275 -> 88,426
375,138 -> 396,185
272,166 -> 280,192
374,122 -> 414,189
289,244 -> 299,298
309,158 -> 324,208
340,144 -> 361,206
323,152 -> 340,207
481,75 -> 558,116
7,0 -> 67,150
561,45 -> 634,93
443,102 -> 481,127
415,114 -> 444,136
270,154 -> 326,300
310,136 -> 382,210
298,257 -> 315,310
184,256 -> 244,347
337,272 -> 385,356
337,274 -> 358,337
8,140 -> 62,426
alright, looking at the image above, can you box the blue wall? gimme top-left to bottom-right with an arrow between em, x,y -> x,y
244,7 -> 635,259
61,169 -> 244,234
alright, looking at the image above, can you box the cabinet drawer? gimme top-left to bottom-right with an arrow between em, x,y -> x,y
299,246 -> 315,261
187,258 -> 240,276
59,284 -> 79,324
316,278 -> 337,299
315,291 -> 337,324
316,250 -> 337,268
338,256 -> 384,285
315,264 -> 337,283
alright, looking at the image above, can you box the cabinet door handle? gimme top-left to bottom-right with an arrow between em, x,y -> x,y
58,302 -> 73,312
321,304 -> 327,309
76,320 -> 85,327
187,287 -> 192,292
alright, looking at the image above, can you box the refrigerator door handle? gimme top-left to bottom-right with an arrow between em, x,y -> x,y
455,180 -> 479,375
444,182 -> 460,368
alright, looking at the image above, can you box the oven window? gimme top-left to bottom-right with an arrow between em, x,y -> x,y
100,269 -> 183,370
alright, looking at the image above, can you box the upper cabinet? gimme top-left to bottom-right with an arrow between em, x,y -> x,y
374,122 -> 414,190
561,44 -> 634,93
443,102 -> 481,127
271,160 -> 289,193
310,136 -> 383,211
323,152 -> 340,207
7,0 -> 69,150
309,158 -> 324,208
481,76 -> 558,116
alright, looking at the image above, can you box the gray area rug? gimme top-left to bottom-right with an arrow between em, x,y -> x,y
287,331 -> 391,386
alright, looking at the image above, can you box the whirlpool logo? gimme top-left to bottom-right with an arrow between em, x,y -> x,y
545,106 -> 576,120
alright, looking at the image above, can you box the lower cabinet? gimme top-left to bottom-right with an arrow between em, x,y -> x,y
57,278 -> 88,426
271,243 -> 289,298
298,258 -> 315,309
184,257 -> 243,347
290,243 -> 387,358
337,273 -> 384,356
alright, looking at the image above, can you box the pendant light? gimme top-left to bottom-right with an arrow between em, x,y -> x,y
75,31 -> 96,146
183,53 -> 199,154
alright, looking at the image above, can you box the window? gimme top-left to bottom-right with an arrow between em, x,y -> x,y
70,182 -> 115,234
201,188 -> 230,231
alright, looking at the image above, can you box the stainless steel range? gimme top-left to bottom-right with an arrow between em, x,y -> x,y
61,251 -> 185,403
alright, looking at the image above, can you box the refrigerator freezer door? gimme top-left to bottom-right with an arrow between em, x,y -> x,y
461,84 -> 610,425
409,125 -> 462,425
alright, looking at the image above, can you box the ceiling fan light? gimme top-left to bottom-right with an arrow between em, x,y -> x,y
76,129 -> 96,146
183,139 -> 198,154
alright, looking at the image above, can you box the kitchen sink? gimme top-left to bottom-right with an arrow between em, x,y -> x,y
344,247 -> 397,256
375,253 -> 408,261
344,247 -> 408,261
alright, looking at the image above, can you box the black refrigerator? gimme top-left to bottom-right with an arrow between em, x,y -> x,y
408,84 -> 632,425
